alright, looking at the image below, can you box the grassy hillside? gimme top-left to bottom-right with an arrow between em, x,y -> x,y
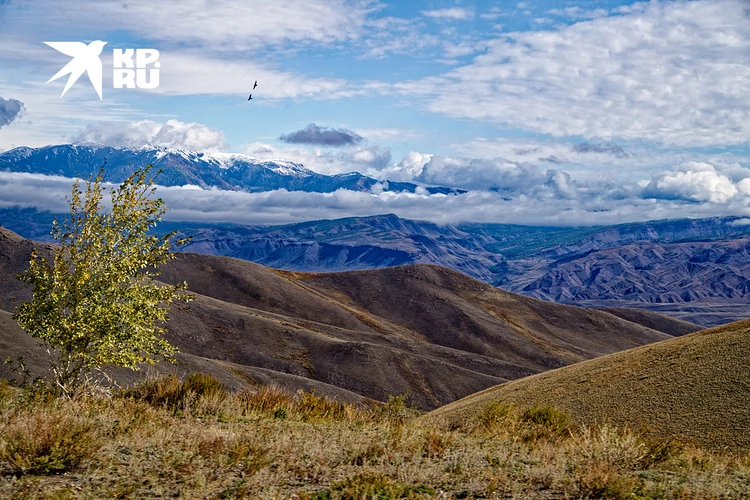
1,227 -> 683,410
429,319 -> 750,451
1,375 -> 748,499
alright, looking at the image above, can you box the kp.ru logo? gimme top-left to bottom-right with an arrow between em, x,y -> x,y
44,41 -> 161,100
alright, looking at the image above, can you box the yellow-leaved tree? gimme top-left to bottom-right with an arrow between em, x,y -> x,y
13,166 -> 192,395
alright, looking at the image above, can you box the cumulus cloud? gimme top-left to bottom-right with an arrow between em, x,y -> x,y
0,97 -> 25,128
377,151 -> 433,182
422,8 -> 474,20
344,144 -> 391,170
416,156 -> 546,192
69,119 -> 228,152
644,162 -> 742,203
279,124 -> 364,146
397,0 -> 750,147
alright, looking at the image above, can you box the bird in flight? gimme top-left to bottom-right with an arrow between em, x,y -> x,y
44,40 -> 108,100
247,94 -> 253,100
253,80 -> 258,90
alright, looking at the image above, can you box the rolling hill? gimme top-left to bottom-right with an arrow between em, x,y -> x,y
0,227 -> 689,410
429,319 -> 750,450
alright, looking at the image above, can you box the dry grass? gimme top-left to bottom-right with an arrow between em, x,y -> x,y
430,319 -> 750,452
0,374 -> 748,499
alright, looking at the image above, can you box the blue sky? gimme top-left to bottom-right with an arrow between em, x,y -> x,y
2,0 -> 750,225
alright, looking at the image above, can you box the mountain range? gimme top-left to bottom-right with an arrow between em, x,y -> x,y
2,144 -> 750,327
3,208 -> 749,326
0,144 -> 461,195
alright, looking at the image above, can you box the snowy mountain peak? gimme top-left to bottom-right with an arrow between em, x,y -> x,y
0,143 -> 461,196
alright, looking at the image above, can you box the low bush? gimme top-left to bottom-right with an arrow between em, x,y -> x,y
122,372 -> 227,415
0,409 -> 101,476
520,405 -> 574,443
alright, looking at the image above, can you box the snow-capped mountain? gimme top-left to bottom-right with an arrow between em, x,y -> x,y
0,144 -> 462,195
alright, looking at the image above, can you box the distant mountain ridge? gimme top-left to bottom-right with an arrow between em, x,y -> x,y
2,208 -> 750,326
0,144 -> 463,195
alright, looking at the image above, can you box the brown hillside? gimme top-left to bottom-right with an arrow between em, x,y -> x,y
429,319 -> 750,450
598,306 -> 702,336
0,227 -> 674,409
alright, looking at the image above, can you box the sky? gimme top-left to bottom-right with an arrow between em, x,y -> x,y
2,0 -> 750,226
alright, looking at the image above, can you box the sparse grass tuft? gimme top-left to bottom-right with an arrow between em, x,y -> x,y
313,473 -> 436,499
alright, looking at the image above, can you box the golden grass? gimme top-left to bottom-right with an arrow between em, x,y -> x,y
0,374 -> 748,499
429,319 -> 750,452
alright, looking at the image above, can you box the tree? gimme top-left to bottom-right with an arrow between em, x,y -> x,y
13,166 -> 192,395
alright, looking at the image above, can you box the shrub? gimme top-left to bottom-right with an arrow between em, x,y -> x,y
478,401 -> 515,430
239,385 -> 295,416
0,409 -> 101,475
381,393 -> 414,425
520,405 -> 574,443
122,372 -> 226,415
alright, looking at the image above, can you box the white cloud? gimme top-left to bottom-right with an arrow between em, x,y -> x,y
244,141 -> 391,176
396,0 -> 750,148
24,0 -> 378,51
70,120 -> 228,152
354,128 -> 422,142
378,151 -> 433,182
480,7 -> 506,21
416,156 -> 545,192
6,156 -> 750,226
422,8 -> 474,20
149,51 -> 353,98
547,6 -> 609,20
644,162 -> 742,203
0,80 -> 152,151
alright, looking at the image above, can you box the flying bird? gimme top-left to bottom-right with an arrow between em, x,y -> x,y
44,40 -> 108,100
247,94 -> 252,100
253,80 -> 258,90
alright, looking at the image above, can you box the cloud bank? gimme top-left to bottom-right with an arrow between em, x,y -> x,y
4,157 -> 750,227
